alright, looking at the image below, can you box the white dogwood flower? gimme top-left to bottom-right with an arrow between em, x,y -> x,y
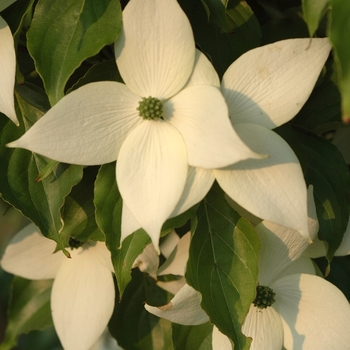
7,0 -> 257,251
0,0 -> 17,124
145,188 -> 350,349
0,223 -> 115,350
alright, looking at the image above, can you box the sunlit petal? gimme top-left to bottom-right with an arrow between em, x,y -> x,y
7,82 -> 142,165
0,223 -> 63,279
145,284 -> 209,325
222,38 -> 331,128
273,274 -> 350,349
157,277 -> 186,295
115,0 -> 195,99
159,230 -> 180,259
165,85 -> 261,168
184,50 -> 220,88
277,257 -> 316,278
0,16 -> 17,125
117,121 -> 188,251
212,326 -> 233,350
158,232 -> 190,276
171,167 -> 215,217
215,124 -> 309,239
120,203 -> 142,243
132,243 -> 159,279
242,304 -> 283,350
51,243 -> 115,350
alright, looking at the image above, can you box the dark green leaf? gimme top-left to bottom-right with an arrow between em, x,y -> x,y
276,125 -> 350,260
27,0 -> 122,105
186,185 -> 259,350
0,84 -> 84,250
329,0 -> 350,122
0,277 -> 53,350
110,269 -> 173,350
302,0 -> 330,37
172,322 -> 213,350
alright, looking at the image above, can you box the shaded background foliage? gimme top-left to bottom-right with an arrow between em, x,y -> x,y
1,0 -> 350,349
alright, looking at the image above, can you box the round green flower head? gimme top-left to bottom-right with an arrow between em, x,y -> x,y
253,285 -> 276,309
68,236 -> 84,249
137,96 -> 163,120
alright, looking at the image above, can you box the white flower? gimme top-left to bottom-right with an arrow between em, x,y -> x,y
0,0 -> 18,124
122,38 -> 332,242
0,223 -> 115,350
7,0 -> 258,251
145,188 -> 350,349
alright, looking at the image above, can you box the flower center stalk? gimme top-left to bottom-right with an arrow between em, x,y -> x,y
137,96 -> 163,120
253,285 -> 276,309
68,236 -> 83,249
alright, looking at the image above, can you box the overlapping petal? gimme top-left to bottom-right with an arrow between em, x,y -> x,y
221,38 -> 331,128
0,223 -> 64,279
117,121 -> 188,251
145,284 -> 209,325
242,304 -> 284,350
51,242 -> 115,350
212,326 -> 233,350
215,123 -> 309,239
164,85 -> 261,168
273,274 -> 350,349
7,82 -> 142,165
115,0 -> 195,99
0,16 -> 17,125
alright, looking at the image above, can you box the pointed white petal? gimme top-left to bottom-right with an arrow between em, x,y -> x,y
222,38 -> 331,128
145,284 -> 209,325
0,17 -> 17,125
215,124 -> 309,239
117,121 -> 188,251
51,243 -> 115,350
242,304 -> 283,350
120,203 -> 143,243
165,85 -> 261,168
0,0 -> 17,12
158,232 -> 190,276
0,223 -> 63,279
7,82 -> 142,165
277,257 -> 316,278
273,274 -> 350,350
132,243 -> 159,279
184,49 -> 220,88
157,277 -> 186,295
257,220 -> 314,286
171,167 -> 215,217
159,230 -> 180,259
212,326 -> 233,350
115,0 -> 195,99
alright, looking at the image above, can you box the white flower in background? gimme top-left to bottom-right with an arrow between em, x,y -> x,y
7,0 -> 258,251
0,0 -> 18,124
145,188 -> 350,349
0,223 -> 115,350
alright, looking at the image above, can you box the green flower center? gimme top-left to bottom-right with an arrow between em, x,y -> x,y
68,236 -> 83,249
137,96 -> 163,120
253,285 -> 276,309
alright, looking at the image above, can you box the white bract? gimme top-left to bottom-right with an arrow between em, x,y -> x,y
7,0 -> 258,251
145,188 -> 350,349
0,0 -> 17,124
0,224 -> 115,350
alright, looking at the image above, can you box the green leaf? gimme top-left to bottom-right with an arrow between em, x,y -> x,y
186,184 -> 260,350
276,125 -> 350,260
172,322 -> 213,350
110,269 -> 173,350
0,84 -> 84,250
27,0 -> 122,105
302,0 -> 330,37
329,0 -> 350,122
60,167 -> 105,243
199,0 -> 230,32
0,277 -> 53,350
